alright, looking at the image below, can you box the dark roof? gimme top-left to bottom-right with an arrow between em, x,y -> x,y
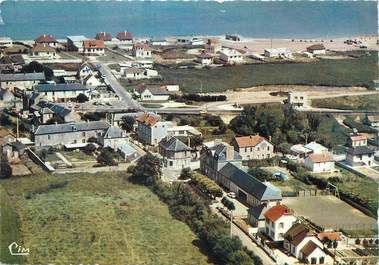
38,101 -> 71,117
103,126 -> 125,139
0,72 -> 45,82
219,163 -> 282,201
95,32 -> 112,41
284,223 -> 314,246
0,55 -> 25,65
210,143 -> 242,161
307,44 -> 325,51
34,121 -> 109,135
346,146 -> 375,156
34,34 -> 57,43
248,204 -> 267,220
159,137 -> 192,152
0,64 -> 15,73
117,31 -> 133,41
300,241 -> 320,257
35,83 -> 88,92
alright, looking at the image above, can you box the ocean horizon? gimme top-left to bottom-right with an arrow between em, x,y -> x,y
0,1 -> 376,40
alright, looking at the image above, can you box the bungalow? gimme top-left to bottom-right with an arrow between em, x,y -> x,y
304,152 -> 335,173
135,86 -> 172,101
306,44 -> 326,55
136,113 -> 174,146
0,72 -> 45,91
67,35 -> 88,52
346,146 -> 375,167
348,134 -> 367,148
83,40 -> 105,56
219,48 -> 243,64
264,204 -> 296,241
29,44 -> 57,59
34,34 -> 58,48
159,137 -> 193,171
95,32 -> 112,43
124,67 -> 145,80
98,126 -> 128,150
167,125 -> 202,138
133,43 -> 152,59
150,38 -> 169,46
283,223 -> 327,264
264,48 -> 292,58
116,31 -> 133,45
33,121 -> 110,147
196,52 -> 214,65
34,83 -> 89,102
231,135 -> 274,160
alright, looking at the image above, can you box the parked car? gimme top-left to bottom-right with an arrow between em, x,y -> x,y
227,192 -> 236,199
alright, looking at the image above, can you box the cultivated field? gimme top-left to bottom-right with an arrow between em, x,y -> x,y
283,195 -> 377,232
0,173 -> 213,265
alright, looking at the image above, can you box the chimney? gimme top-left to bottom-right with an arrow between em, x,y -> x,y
269,135 -> 272,142
225,143 -> 234,161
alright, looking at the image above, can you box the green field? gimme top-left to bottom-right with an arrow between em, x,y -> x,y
158,52 -> 377,92
312,94 -> 379,111
0,173 -> 212,265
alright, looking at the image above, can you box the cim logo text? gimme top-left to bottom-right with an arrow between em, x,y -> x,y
8,242 -> 30,256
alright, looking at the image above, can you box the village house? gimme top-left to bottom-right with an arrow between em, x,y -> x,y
167,125 -> 202,138
290,141 -> 328,161
346,146 -> 375,167
123,67 -> 158,80
98,126 -> 128,150
82,40 -> 105,56
118,143 -> 139,162
34,34 -> 58,48
0,37 -> 13,47
34,101 -> 81,124
225,34 -> 240,42
82,74 -> 103,88
264,204 -> 296,241
78,63 -> 94,80
0,72 -> 45,91
283,223 -> 327,264
219,48 -> 243,64
159,137 -> 193,172
134,85 -> 173,101
29,44 -> 57,59
67,36 -> 88,52
136,113 -> 174,146
95,32 -> 112,43
306,44 -> 326,55
204,38 -> 222,53
287,92 -> 309,108
34,83 -> 89,102
116,31 -> 133,45
33,121 -> 110,147
264,48 -> 292,58
150,38 -> 169,46
133,43 -> 152,58
304,152 -> 335,173
348,134 -> 367,148
0,55 -> 25,71
231,135 -> 274,160
196,52 -> 214,65
365,115 -> 379,127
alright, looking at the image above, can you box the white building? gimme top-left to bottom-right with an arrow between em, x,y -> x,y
34,34 -> 58,48
98,126 -> 128,150
348,134 -> 367,148
0,37 -> 13,47
136,113 -> 174,146
67,36 -> 88,52
123,67 -> 158,80
167,125 -> 202,138
29,44 -> 57,59
116,31 -> 133,45
304,152 -> 335,173
82,74 -> 103,88
264,204 -> 296,242
346,146 -> 375,167
264,48 -> 292,58
34,83 -> 89,102
83,40 -> 105,56
288,92 -> 309,108
231,135 -> 274,160
219,48 -> 243,64
133,43 -> 152,59
134,86 -> 173,101
307,44 -> 326,55
196,52 -> 214,65
159,137 -> 193,171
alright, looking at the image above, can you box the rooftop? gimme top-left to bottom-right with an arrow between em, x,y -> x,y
83,39 -> 105,49
346,146 -> 375,156
264,204 -> 294,222
35,34 -> 58,43
34,121 -> 109,135
234,135 -> 268,148
307,152 -> 334,163
117,31 -> 133,41
300,241 -> 320,257
35,83 -> 88,92
159,137 -> 192,152
67,35 -> 88,42
307,44 -> 326,51
95,32 -> 112,41
136,112 -> 160,127
30,44 -> 56,53
0,72 -> 45,82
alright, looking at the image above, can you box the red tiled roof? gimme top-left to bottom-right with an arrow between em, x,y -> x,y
134,43 -> 151,51
350,135 -> 367,141
317,232 -> 341,242
136,113 -> 160,127
34,34 -> 57,43
83,39 -> 105,49
308,152 -> 334,163
234,135 -> 268,148
95,32 -> 112,41
367,115 -> 379,122
264,204 -> 294,222
117,31 -> 133,41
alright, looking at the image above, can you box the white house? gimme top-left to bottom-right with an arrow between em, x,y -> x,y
116,31 -> 133,45
98,126 -> 128,150
304,141 -> 329,154
150,39 -> 169,46
0,37 -> 13,47
83,40 -> 105,56
67,36 -> 88,52
219,48 -> 243,64
196,52 -> 214,65
133,43 -> 152,59
346,146 -> 375,167
264,48 -> 292,58
306,44 -> 326,55
136,113 -> 174,146
78,63 -> 94,80
134,86 -> 173,102
34,34 -> 58,48
34,83 -> 89,102
231,135 -> 274,160
348,134 -> 367,148
123,67 -> 158,80
0,72 -> 45,91
167,125 -> 202,138
304,152 -> 335,173
29,44 -> 57,59
287,92 -> 309,108
159,137 -> 193,171
264,204 -> 296,242
284,223 -> 327,264
82,74 -> 103,88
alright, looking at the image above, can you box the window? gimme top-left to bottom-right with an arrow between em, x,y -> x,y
279,222 -> 284,228
319,257 -> 325,264
311,257 -> 317,264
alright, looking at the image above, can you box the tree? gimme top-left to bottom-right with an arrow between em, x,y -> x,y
190,135 -> 203,147
97,149 -> 117,166
0,113 -> 11,126
0,161 -> 12,179
120,116 -> 135,132
76,93 -> 89,103
131,153 -> 160,184
83,143 -> 96,155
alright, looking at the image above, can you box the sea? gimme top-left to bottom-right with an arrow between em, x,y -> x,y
0,1 -> 376,40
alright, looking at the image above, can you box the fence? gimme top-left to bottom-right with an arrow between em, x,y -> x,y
26,148 -> 55,172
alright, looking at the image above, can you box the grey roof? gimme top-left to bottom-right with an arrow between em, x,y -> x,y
159,137 -> 192,152
346,146 -> 375,156
40,107 -> 54,115
34,121 -> 109,135
0,72 -> 45,82
38,102 -> 71,117
67,35 -> 88,42
35,83 -> 88,92
211,143 -> 242,161
248,204 -> 267,220
219,162 -> 282,201
119,143 -> 137,155
103,126 -> 125,139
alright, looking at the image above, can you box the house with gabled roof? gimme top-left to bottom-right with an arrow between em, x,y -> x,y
346,146 -> 375,167
29,44 -> 57,59
159,137 -> 193,172
83,39 -> 105,56
133,43 -> 152,59
136,113 -> 174,146
98,126 -> 128,150
34,83 -> 89,102
116,31 -> 133,45
231,135 -> 274,160
264,204 -> 296,241
304,152 -> 335,173
95,32 -> 112,42
34,34 -> 58,48
0,72 -> 45,91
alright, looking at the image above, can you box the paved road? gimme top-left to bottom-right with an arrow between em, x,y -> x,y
97,62 -> 143,111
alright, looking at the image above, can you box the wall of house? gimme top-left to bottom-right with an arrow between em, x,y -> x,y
299,247 -> 326,264
236,141 -> 274,160
41,90 -> 88,102
34,129 -> 103,147
266,215 -> 297,241
346,153 -> 374,166
304,160 -> 335,173
1,80 -> 40,91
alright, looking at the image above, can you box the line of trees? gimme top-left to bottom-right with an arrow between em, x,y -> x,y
191,172 -> 223,199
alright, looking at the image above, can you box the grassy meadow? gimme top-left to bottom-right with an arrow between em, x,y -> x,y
0,172 -> 213,265
312,94 -> 379,111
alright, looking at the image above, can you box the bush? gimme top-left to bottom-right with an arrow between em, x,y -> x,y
83,144 -> 96,155
97,149 -> 117,166
76,93 -> 89,103
343,117 -> 376,133
0,161 -> 12,178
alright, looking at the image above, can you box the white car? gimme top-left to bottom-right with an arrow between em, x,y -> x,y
227,192 -> 236,199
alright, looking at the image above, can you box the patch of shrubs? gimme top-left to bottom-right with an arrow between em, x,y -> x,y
25,180 -> 69,199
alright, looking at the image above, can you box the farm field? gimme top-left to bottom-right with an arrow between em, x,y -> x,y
312,94 -> 379,111
0,172 -> 213,265
158,52 -> 377,92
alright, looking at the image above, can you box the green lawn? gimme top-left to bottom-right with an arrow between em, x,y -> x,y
158,51 -> 377,92
0,173 -> 212,265
312,94 -> 379,111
